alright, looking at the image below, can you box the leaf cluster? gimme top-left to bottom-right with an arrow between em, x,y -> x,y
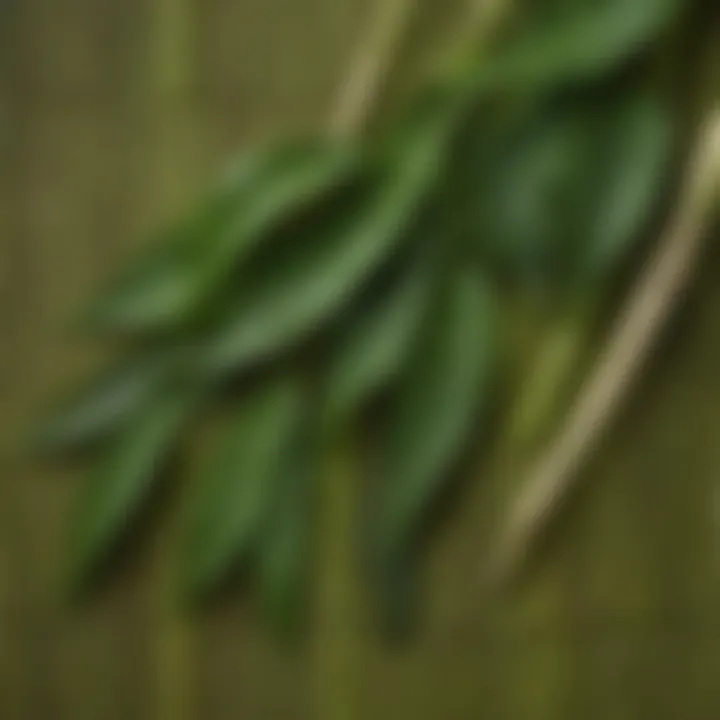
36,0 -> 688,638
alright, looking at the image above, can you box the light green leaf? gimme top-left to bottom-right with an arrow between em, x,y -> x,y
70,388 -> 195,590
34,349 -> 174,453
374,263 -> 497,560
468,0 -> 680,94
86,140 -> 360,333
184,376 -> 305,598
200,110 -> 454,378
321,246 -> 436,425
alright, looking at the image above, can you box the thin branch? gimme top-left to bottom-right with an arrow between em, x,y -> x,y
327,0 -> 418,137
487,108 -> 720,590
326,0 -> 509,138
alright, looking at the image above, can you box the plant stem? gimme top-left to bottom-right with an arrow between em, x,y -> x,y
488,107 -> 720,590
314,437 -> 365,720
326,0 -> 419,139
144,2 -> 196,720
437,0 -> 515,83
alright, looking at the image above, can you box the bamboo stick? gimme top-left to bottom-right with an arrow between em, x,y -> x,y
143,2 -> 197,720
488,108 -> 720,590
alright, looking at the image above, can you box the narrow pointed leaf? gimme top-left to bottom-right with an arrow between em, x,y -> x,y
467,0 -> 680,95
372,545 -> 420,642
468,82 -> 675,286
87,140 -> 360,333
200,110 -> 454,378
321,245 -> 436,425
70,388 -> 196,590
84,196 -> 237,333
34,349 -> 174,453
256,432 -> 317,639
374,264 -> 496,561
471,102 -> 596,284
578,89 -> 674,276
184,376 -> 305,598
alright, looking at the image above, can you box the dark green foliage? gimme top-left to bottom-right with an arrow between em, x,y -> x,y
183,376 -> 306,598
321,242 -> 437,424
35,348 -> 174,453
70,387 -> 197,590
575,87 -> 675,276
463,0 -> 681,95
196,106 -> 456,377
367,263 -> 497,634
85,140 -> 362,334
373,263 -> 496,561
39,0 -> 688,638
466,82 -> 674,287
255,429 -> 318,640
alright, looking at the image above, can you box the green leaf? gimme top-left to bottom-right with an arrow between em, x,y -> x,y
199,110 -> 454,378
34,349 -> 174,453
373,263 -> 497,561
467,0 -> 680,94
371,545 -> 420,641
465,81 -> 674,286
70,388 -> 195,590
577,89 -> 674,276
472,101 -> 596,284
321,245 -> 436,425
255,431 -> 317,640
86,140 -> 360,333
183,376 -> 305,598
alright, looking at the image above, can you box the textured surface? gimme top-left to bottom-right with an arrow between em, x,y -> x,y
2,1 -> 720,718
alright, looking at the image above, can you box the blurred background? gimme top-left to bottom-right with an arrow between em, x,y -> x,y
2,0 -> 720,718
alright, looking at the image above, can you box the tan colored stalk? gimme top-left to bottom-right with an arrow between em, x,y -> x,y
488,108 -> 720,590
